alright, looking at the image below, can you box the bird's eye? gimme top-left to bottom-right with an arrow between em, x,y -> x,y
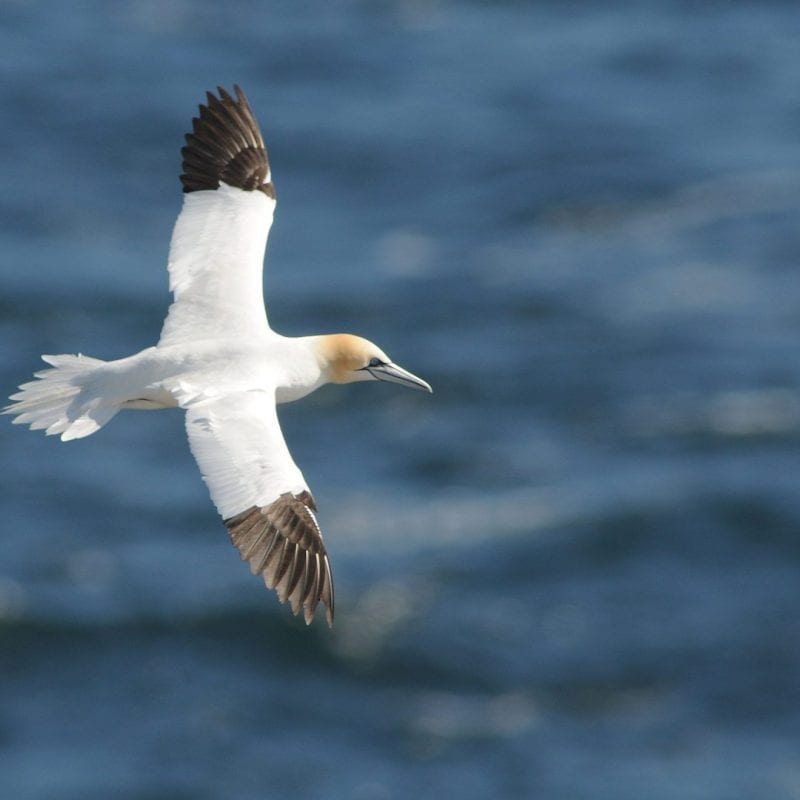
368,357 -> 383,368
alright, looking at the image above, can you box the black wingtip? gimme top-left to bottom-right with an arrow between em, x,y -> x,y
225,492 -> 334,627
179,85 -> 276,199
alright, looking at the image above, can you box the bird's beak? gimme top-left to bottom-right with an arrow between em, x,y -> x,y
368,362 -> 432,393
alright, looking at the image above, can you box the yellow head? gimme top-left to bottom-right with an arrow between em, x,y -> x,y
317,334 -> 432,392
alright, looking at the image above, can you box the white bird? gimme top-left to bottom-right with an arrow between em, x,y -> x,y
5,85 -> 431,627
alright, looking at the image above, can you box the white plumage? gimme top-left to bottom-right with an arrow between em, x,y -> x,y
160,184 -> 275,347
185,391 -> 307,520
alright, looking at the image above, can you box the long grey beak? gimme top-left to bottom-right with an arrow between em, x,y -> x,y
368,362 -> 432,393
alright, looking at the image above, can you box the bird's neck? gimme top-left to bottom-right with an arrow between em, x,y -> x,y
273,336 -> 329,403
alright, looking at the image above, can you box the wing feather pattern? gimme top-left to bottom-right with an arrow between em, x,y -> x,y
185,391 -> 334,625
181,85 -> 275,198
159,85 -> 276,347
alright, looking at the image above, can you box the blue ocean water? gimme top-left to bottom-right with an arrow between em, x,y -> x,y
2,1 -> 800,798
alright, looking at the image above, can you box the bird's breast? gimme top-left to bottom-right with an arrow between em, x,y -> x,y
275,383 -> 318,404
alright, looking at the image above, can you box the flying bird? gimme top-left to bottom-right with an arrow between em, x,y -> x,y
5,85 -> 431,627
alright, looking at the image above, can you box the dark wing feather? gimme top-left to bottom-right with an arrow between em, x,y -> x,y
225,490 -> 334,626
180,84 -> 276,199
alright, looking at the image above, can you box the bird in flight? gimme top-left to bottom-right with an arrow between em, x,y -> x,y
5,85 -> 431,627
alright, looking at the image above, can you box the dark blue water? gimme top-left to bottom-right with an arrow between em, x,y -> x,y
3,2 -> 800,798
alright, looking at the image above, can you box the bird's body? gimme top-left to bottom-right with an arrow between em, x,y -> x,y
115,336 -> 327,409
5,86 -> 431,626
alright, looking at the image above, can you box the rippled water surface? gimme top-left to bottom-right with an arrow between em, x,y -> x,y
3,2 -> 800,798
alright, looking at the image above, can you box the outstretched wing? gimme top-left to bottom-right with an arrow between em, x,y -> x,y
185,390 -> 334,625
159,85 -> 277,348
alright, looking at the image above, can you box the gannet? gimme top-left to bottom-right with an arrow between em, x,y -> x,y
5,85 -> 431,626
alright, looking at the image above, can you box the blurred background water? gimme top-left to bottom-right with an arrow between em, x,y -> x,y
2,1 -> 800,798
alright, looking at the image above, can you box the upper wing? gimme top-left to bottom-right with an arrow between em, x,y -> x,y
159,86 -> 277,348
185,390 -> 334,625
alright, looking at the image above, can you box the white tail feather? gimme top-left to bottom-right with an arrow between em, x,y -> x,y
4,354 -> 118,441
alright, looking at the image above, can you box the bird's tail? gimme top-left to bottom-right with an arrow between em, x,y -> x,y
4,354 -> 119,441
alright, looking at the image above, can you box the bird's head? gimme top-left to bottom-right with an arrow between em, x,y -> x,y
319,334 -> 432,393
